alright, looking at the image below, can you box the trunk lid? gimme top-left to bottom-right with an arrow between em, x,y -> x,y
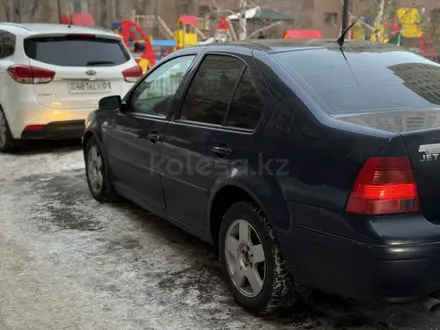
401,128 -> 440,221
24,33 -> 135,110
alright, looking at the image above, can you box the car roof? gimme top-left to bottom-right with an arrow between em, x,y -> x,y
204,38 -> 399,54
0,22 -> 118,38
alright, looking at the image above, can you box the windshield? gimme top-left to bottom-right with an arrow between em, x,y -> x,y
274,48 -> 440,114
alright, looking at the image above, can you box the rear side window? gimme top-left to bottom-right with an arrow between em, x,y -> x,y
24,35 -> 130,67
225,68 -> 263,129
180,55 -> 244,125
0,30 -> 15,58
275,48 -> 440,114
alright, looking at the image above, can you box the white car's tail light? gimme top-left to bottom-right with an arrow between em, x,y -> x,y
122,65 -> 143,82
7,65 -> 55,84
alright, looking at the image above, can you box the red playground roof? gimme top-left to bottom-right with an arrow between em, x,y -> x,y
217,16 -> 229,30
61,13 -> 95,26
282,30 -> 322,38
178,15 -> 197,25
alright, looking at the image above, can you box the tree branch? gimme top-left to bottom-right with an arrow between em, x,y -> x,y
209,0 -> 234,15
247,21 -> 281,39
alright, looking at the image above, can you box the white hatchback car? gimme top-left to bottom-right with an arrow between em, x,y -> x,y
0,23 -> 142,152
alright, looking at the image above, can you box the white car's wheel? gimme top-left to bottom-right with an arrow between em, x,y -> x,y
0,110 -> 17,153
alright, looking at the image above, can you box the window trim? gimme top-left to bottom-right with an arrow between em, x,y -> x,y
123,54 -> 198,120
168,119 -> 256,135
174,51 -> 264,133
222,65 -> 247,126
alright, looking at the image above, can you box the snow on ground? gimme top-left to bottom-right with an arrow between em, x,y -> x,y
0,140 -> 440,330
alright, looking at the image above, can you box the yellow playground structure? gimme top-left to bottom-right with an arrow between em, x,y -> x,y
174,15 -> 199,49
349,7 -> 437,61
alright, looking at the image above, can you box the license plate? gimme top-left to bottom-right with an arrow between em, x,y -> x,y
69,81 -> 112,93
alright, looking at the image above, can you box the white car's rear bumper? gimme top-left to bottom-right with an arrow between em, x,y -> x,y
6,99 -> 94,139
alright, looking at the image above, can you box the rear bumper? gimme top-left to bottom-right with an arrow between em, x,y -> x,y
5,101 -> 93,139
284,202 -> 440,304
293,227 -> 440,304
21,120 -> 85,140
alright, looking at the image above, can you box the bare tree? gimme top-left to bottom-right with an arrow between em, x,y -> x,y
238,0 -> 247,40
209,0 -> 235,16
40,0 -> 52,23
135,0 -> 152,14
0,0 -> 11,21
177,0 -> 195,15
277,0 -> 306,29
27,0 -> 40,22
99,0 -> 108,27
375,0 -> 386,40
1,0 -> 41,23
422,9 -> 440,44
352,0 -> 403,40
248,21 -> 281,38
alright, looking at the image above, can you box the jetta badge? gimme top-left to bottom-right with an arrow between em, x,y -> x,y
85,70 -> 97,76
418,143 -> 440,162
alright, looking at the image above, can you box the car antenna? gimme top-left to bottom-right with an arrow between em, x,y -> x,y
336,20 -> 361,88
337,20 -> 357,49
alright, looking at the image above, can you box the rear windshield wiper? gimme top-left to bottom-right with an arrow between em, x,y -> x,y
86,61 -> 115,66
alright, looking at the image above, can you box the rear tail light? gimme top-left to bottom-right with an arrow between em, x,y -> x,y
122,65 -> 143,82
345,156 -> 419,215
7,65 -> 55,84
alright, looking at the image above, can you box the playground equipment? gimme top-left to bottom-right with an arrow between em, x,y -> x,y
174,16 -> 198,48
151,39 -> 177,60
61,13 -> 95,26
112,20 -> 156,72
282,30 -> 322,39
112,15 -> 202,71
397,7 -> 422,38
349,8 -> 437,61
213,16 -> 236,42
384,8 -> 437,61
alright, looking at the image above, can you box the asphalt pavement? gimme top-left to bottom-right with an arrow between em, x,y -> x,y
0,140 -> 439,330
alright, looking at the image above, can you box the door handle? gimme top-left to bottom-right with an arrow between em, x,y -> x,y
212,145 -> 231,158
148,132 -> 160,143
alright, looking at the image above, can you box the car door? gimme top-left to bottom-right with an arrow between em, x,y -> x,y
161,52 -> 265,231
103,55 -> 196,211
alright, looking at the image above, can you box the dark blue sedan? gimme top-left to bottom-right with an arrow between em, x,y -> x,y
83,39 -> 440,314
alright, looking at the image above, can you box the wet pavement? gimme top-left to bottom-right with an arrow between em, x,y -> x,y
0,140 -> 440,330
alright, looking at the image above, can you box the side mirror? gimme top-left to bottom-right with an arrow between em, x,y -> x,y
99,95 -> 121,111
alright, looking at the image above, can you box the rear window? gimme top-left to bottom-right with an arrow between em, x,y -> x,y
275,48 -> 440,114
24,35 -> 130,67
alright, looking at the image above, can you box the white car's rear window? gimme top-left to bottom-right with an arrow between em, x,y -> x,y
24,35 -> 130,67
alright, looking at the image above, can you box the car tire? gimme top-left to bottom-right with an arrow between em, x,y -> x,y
219,202 -> 296,315
0,109 -> 17,153
85,136 -> 119,203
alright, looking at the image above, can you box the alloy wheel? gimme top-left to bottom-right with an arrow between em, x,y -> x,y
224,219 -> 266,298
87,145 -> 104,194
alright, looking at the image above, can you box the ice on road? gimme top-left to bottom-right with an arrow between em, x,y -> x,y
0,141 -> 439,330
